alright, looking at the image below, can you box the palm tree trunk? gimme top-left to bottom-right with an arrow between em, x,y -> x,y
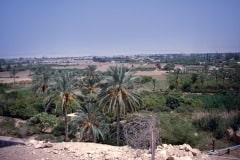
151,116 -> 156,160
63,106 -> 69,141
116,104 -> 120,146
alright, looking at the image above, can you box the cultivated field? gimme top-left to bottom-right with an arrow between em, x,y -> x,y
0,62 -> 168,89
0,70 -> 32,84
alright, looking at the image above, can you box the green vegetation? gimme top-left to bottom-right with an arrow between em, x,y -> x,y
98,65 -> 143,145
28,112 -> 58,133
1,54 -> 240,151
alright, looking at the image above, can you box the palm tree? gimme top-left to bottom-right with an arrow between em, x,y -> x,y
213,68 -> 219,89
80,65 -> 102,95
32,66 -> 53,112
45,70 -> 78,141
152,79 -> 156,91
98,65 -> 142,145
81,78 -> 100,94
73,102 -> 104,142
84,65 -> 98,79
199,74 -> 205,89
32,66 -> 51,94
10,68 -> 17,84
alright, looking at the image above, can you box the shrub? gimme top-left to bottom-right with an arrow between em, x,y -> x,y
141,76 -> 153,84
160,113 -> 200,146
8,100 -> 38,119
181,82 -> 191,92
166,96 -> 180,109
191,73 -> 198,84
28,112 -> 58,133
142,93 -> 168,112
169,84 -> 176,90
231,113 -> 240,131
193,113 -> 232,139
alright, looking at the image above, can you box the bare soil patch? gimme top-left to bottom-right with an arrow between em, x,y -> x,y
0,141 -> 210,160
135,70 -> 168,81
0,70 -> 32,84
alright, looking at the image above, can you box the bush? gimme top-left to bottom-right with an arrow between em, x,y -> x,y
169,84 -> 176,90
28,112 -> 58,133
141,76 -> 153,84
8,100 -> 38,119
53,120 -> 65,137
181,82 -> 191,92
193,113 -> 232,139
141,92 -> 168,112
231,114 -> 240,131
160,113 -> 200,146
166,96 -> 180,109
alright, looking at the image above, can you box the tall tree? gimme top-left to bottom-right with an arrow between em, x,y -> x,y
155,62 -> 161,70
45,70 -> 78,141
10,68 -> 17,84
84,65 -> 98,79
32,66 -> 52,112
98,65 -> 142,145
32,66 -> 51,94
81,65 -> 102,95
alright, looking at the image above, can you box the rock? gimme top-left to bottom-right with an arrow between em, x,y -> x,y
159,149 -> 167,156
35,142 -> 53,149
190,148 -> 200,156
26,139 -> 38,146
163,144 -> 168,148
227,127 -> 240,144
176,156 -> 192,160
183,144 -> 192,152
42,128 -> 53,134
227,127 -> 234,137
233,128 -> 240,144
167,156 -> 175,160
179,145 -> 185,150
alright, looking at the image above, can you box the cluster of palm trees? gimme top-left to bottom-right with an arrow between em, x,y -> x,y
32,65 -> 143,144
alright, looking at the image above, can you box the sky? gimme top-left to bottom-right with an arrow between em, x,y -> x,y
0,0 -> 240,58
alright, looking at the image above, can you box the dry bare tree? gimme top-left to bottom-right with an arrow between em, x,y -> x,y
124,112 -> 160,160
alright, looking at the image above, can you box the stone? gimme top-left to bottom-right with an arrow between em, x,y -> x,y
176,156 -> 192,160
163,144 -> 168,148
190,148 -> 199,156
35,142 -> 53,149
167,156 -> 175,160
27,139 -> 38,146
227,127 -> 234,137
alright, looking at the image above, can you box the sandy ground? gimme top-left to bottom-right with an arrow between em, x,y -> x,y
135,70 -> 167,81
0,142 -> 211,160
0,70 -> 32,84
0,63 -> 168,84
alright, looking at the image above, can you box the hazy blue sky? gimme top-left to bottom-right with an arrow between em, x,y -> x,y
0,0 -> 240,58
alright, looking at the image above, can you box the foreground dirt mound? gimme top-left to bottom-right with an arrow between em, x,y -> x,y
0,140 -> 210,160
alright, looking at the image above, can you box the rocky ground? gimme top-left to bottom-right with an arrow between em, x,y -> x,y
0,139 -> 211,160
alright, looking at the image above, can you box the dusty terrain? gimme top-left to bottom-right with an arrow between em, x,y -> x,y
135,70 -> 167,81
0,140 -> 210,160
0,62 -> 168,84
0,70 -> 32,84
